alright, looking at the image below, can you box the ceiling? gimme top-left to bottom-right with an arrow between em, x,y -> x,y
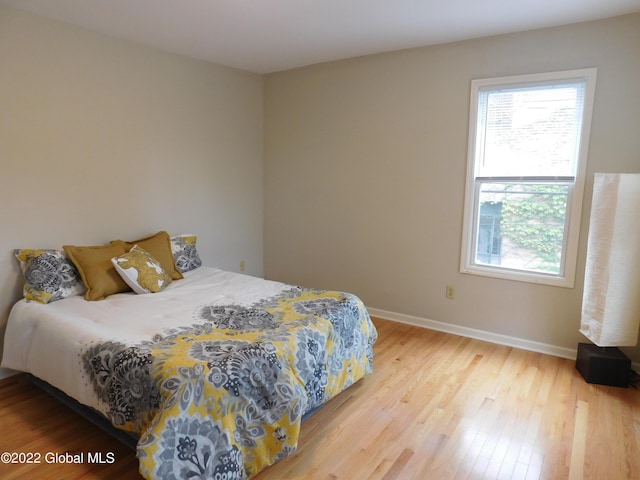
3,0 -> 640,74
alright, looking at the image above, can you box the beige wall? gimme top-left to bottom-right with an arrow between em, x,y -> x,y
264,14 -> 640,360
0,6 -> 264,366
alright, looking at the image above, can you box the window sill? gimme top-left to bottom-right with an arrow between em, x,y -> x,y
460,264 -> 575,288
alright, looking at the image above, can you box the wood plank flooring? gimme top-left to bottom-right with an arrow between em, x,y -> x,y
1,317 -> 638,479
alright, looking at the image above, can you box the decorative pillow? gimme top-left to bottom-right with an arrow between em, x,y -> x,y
112,245 -> 172,294
170,234 -> 202,273
63,242 -> 131,301
115,231 -> 183,280
14,249 -> 86,304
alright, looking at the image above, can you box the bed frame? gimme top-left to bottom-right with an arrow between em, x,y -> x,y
27,374 -> 139,450
27,373 -> 323,453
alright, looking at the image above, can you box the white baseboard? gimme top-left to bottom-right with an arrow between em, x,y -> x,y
368,307 -> 580,360
368,307 -> 640,372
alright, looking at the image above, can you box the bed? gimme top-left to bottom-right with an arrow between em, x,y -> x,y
1,232 -> 377,479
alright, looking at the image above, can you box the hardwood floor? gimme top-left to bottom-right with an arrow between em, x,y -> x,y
1,317 -> 638,479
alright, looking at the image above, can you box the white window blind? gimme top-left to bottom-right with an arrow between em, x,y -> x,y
476,81 -> 586,179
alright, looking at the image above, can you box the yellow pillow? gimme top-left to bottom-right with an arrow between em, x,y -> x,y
112,245 -> 172,294
63,242 -> 131,301
116,231 -> 183,280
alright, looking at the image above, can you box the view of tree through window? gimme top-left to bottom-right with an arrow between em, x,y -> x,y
477,182 -> 569,274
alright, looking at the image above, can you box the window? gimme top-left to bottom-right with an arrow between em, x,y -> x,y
461,69 -> 597,287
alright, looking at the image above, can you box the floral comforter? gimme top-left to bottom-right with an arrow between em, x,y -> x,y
3,267 -> 377,479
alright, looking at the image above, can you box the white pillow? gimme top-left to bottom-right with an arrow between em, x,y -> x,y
111,245 -> 172,294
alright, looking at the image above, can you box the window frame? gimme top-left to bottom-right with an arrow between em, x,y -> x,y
460,68 -> 597,287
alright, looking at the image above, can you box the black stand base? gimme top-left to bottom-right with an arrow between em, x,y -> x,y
576,343 -> 631,388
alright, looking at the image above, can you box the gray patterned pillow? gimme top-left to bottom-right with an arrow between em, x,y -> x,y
15,249 -> 86,303
170,234 -> 202,273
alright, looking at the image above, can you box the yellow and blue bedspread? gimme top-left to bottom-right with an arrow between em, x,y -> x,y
81,286 -> 377,479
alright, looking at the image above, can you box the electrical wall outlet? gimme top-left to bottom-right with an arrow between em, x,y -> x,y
240,260 -> 246,272
446,285 -> 455,300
